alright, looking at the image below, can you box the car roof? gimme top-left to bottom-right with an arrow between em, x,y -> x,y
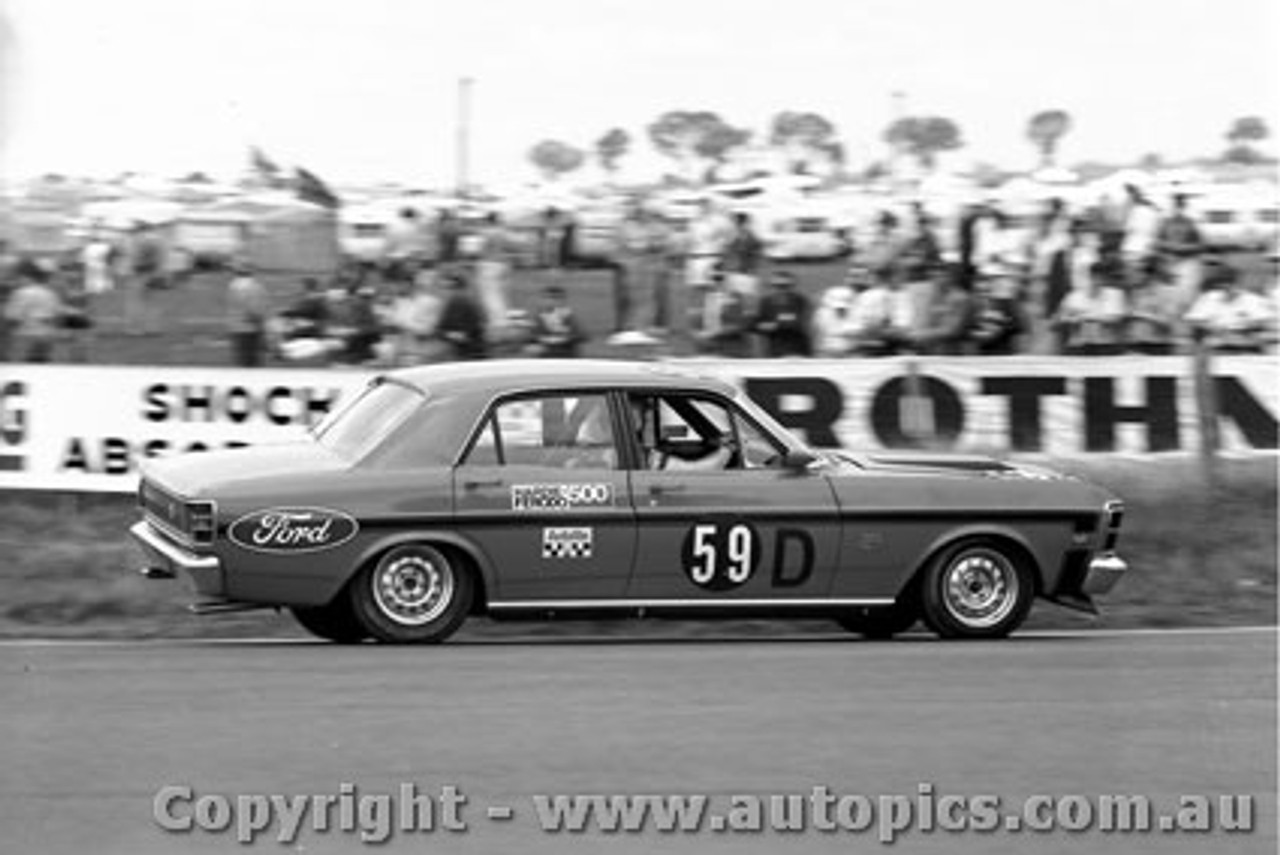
388,359 -> 739,399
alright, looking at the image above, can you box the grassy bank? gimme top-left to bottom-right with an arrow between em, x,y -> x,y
0,458 -> 1273,639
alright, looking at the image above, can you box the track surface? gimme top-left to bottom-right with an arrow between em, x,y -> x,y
2,628 -> 1275,854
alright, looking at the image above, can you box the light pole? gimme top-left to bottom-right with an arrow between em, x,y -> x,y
456,76 -> 473,199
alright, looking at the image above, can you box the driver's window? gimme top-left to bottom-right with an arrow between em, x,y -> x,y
631,393 -> 737,471
735,413 -> 784,469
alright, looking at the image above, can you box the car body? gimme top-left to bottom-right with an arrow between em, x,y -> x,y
131,360 -> 1128,643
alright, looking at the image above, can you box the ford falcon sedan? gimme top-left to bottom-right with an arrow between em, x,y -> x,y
130,360 -> 1127,643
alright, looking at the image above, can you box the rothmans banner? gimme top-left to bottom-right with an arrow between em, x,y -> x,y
0,357 -> 1276,493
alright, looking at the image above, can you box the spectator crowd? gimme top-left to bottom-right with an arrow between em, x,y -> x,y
1,185 -> 1276,367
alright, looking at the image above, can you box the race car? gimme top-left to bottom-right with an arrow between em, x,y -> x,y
130,361 -> 1127,643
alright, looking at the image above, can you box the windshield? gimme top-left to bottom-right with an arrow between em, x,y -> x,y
314,381 -> 424,461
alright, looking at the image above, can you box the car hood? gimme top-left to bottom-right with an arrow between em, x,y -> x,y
140,441 -> 350,498
824,450 -> 1068,481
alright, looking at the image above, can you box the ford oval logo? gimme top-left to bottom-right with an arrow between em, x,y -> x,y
228,507 -> 359,554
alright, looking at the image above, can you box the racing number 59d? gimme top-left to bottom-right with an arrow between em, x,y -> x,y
683,522 -> 760,591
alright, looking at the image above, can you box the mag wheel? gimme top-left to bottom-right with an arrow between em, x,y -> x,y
835,602 -> 918,639
350,544 -> 473,643
290,599 -> 368,644
920,538 -> 1034,639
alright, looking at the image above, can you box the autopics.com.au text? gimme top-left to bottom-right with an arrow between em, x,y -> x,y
152,782 -> 1257,845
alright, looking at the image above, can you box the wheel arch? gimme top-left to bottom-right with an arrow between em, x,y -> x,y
908,524 -> 1045,598
344,530 -> 495,614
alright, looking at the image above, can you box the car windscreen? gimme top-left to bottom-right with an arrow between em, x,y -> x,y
313,381 -> 424,462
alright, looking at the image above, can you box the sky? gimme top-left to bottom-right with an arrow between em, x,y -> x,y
0,0 -> 1277,188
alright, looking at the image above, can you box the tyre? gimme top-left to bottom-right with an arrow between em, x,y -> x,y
835,602 -> 918,639
290,599 -> 368,644
919,538 -> 1035,639
349,543 -> 473,643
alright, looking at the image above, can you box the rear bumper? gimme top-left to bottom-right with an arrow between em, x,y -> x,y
130,521 -> 224,597
1082,552 -> 1127,596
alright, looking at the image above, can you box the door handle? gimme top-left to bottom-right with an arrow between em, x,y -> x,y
464,478 -> 504,490
648,484 -> 686,496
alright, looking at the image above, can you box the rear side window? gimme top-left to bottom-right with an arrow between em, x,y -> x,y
464,394 -> 617,470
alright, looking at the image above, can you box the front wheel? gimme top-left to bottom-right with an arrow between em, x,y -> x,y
350,543 -> 473,643
919,538 -> 1035,639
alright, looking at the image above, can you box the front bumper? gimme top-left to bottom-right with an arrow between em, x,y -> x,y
1082,552 -> 1127,596
130,521 -> 224,597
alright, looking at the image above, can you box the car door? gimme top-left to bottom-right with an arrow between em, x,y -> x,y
452,391 -> 636,602
624,391 -> 841,602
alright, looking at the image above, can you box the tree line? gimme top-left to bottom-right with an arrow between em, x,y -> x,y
527,110 -> 1273,182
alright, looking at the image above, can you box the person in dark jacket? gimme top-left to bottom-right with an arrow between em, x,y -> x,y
528,284 -> 586,358
436,272 -> 487,360
752,271 -> 812,357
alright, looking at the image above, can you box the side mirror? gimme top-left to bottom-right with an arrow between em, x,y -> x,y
780,450 -> 818,474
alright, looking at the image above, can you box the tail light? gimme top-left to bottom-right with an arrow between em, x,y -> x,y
189,501 -> 217,546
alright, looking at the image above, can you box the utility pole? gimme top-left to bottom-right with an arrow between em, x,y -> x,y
456,76 -> 473,200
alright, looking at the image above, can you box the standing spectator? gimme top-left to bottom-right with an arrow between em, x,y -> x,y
538,208 -> 567,269
1184,265 -> 1274,353
341,284 -> 386,364
384,207 -> 429,275
898,203 -> 942,333
57,259 -> 95,363
845,265 -> 896,355
0,241 -> 18,361
1156,193 -> 1205,314
812,277 -> 859,357
615,206 -> 664,334
692,270 -> 751,357
911,263 -> 975,355
862,210 -> 902,276
226,261 -> 269,367
753,271 -> 812,357
1032,199 -> 1074,330
436,272 -> 488,360
128,222 -> 165,335
970,268 -> 1027,355
685,200 -> 729,291
5,260 -> 64,363
80,230 -> 116,296
528,284 -> 586,358
383,271 -> 443,365
436,209 -> 462,268
722,212 -> 765,307
1121,184 -> 1162,287
473,213 -> 512,330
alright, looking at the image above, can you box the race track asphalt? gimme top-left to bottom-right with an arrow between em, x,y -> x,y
1,628 -> 1275,854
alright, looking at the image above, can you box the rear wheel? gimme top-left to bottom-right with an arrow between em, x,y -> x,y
919,538 -> 1034,639
290,600 -> 368,644
350,543 -> 473,643
835,601 -> 918,639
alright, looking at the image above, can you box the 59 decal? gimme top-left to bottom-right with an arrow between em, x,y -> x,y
681,521 -> 761,591
681,521 -> 817,591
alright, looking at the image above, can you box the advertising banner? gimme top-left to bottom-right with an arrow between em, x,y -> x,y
0,356 -> 1276,494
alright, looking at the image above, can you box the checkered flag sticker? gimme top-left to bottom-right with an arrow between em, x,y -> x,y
542,527 -> 593,559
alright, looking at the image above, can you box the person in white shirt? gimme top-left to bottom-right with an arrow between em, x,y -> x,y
1053,246 -> 1128,355
80,232 -> 116,295
1121,184 -> 1162,282
1184,265 -> 1275,353
685,200 -> 729,290
812,280 -> 859,357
